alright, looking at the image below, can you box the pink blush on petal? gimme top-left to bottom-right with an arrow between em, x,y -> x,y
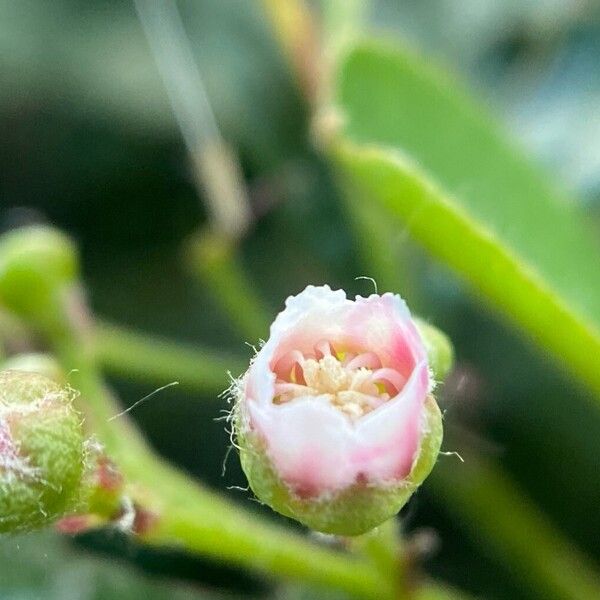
390,331 -> 417,376
348,418 -> 420,483
349,444 -> 391,467
284,453 -> 329,499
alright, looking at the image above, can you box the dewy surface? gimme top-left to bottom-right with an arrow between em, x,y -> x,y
272,340 -> 405,419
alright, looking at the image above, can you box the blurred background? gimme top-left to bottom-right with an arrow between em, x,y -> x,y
1,1 -> 599,599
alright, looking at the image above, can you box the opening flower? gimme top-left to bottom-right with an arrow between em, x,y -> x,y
235,285 -> 444,535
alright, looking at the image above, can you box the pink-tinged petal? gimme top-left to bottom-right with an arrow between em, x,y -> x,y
353,361 -> 429,481
370,368 -> 406,393
246,363 -> 429,493
346,352 -> 381,370
247,398 -> 357,495
247,286 -> 351,407
343,293 -> 427,376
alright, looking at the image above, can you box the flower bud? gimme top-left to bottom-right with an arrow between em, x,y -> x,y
1,358 -> 128,534
0,370 -> 85,532
0,225 -> 78,327
235,285 -> 444,535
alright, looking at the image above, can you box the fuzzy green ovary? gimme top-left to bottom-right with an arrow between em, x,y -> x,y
0,371 -> 85,533
238,395 -> 443,536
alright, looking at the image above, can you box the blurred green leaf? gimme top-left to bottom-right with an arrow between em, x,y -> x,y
0,531 -> 229,600
0,0 -> 303,171
94,321 -> 246,393
428,449 -> 600,600
330,39 -> 600,397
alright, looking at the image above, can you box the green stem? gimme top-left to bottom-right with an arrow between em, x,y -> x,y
94,321 -> 246,394
319,0 -> 369,57
261,0 -> 319,100
48,293 -> 391,599
352,519 -> 406,596
429,451 -> 600,600
134,0 -> 252,241
352,522 -> 474,600
186,229 -> 271,343
336,176 -> 421,306
415,582 -> 475,600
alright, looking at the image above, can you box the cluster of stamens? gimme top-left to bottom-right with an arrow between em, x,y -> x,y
273,341 -> 405,419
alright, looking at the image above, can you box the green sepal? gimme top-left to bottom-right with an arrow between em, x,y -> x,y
415,318 -> 454,383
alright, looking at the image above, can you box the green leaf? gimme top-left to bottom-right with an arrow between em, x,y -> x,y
0,531 -> 227,600
429,450 -> 600,600
329,39 -> 600,397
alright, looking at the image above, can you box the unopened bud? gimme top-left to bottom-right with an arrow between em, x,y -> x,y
0,225 -> 78,329
0,370 -> 85,532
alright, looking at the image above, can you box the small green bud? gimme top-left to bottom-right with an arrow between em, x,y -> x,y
0,226 -> 78,327
0,370 -> 85,533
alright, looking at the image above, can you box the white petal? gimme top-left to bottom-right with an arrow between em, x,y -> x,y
353,361 -> 429,480
271,285 -> 349,336
247,397 -> 357,494
247,286 -> 351,407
